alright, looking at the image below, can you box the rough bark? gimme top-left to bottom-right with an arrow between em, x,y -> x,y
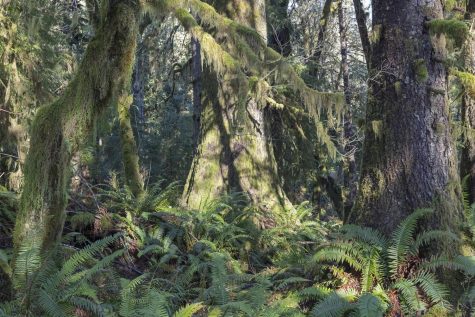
460,1 -> 475,203
13,0 -> 139,292
183,0 -> 292,214
353,0 -> 462,235
352,0 -> 370,69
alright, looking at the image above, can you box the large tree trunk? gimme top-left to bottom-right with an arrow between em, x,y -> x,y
182,0 -> 292,214
353,0 -> 462,235
460,0 -> 475,203
13,0 -> 139,292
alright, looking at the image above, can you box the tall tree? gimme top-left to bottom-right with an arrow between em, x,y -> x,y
352,0 -> 370,69
182,0 -> 293,214
353,0 -> 463,235
460,0 -> 475,203
13,0 -> 139,292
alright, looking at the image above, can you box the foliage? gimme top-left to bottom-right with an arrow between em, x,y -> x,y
311,209 -> 473,316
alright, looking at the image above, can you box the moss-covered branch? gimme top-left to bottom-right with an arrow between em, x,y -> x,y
148,0 -> 343,156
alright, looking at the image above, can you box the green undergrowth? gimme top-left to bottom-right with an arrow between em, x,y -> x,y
0,182 -> 474,316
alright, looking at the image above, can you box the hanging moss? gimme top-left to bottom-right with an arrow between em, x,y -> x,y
413,59 -> 429,83
426,19 -> 469,47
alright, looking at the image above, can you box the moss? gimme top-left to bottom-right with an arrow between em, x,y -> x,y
12,0 -> 139,296
414,59 -> 429,83
370,24 -> 382,44
442,0 -> 457,11
426,19 -> 469,47
359,168 -> 385,201
118,94 -> 143,198
371,120 -> 383,139
394,81 -> 402,97
451,69 -> 475,99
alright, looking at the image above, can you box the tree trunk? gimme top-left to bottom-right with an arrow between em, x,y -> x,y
309,0 -> 333,76
118,93 -> 143,197
352,0 -> 370,69
191,37 -> 202,152
13,0 -> 139,292
182,0 -> 292,214
460,1 -> 475,203
353,0 -> 462,235
337,0 -> 357,221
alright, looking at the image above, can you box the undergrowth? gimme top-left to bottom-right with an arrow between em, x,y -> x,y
0,181 -> 473,316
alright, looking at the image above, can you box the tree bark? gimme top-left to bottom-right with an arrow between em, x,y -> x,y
353,0 -> 462,235
460,0 -> 475,203
182,0 -> 292,214
13,0 -> 139,292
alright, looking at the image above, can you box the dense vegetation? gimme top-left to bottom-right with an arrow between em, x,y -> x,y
0,0 -> 474,316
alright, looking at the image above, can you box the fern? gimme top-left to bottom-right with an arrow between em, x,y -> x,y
387,208 -> 432,277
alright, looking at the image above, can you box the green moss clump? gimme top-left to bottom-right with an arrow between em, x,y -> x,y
394,81 -> 402,97
451,69 -> 475,99
370,24 -> 382,44
414,59 -> 429,83
442,0 -> 456,12
426,19 -> 469,47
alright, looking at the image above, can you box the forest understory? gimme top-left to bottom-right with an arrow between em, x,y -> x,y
0,0 -> 475,316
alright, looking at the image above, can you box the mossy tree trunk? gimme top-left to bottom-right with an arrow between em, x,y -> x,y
353,0 -> 462,235
460,0 -> 475,203
13,0 -> 139,291
117,93 -> 143,197
183,0 -> 292,214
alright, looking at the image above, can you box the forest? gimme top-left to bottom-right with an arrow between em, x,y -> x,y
0,0 -> 475,316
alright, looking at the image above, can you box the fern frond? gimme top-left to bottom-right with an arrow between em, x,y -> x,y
412,271 -> 450,308
310,292 -> 354,317
173,302 -> 204,317
356,293 -> 388,317
388,209 -> 432,276
392,280 -> 425,313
